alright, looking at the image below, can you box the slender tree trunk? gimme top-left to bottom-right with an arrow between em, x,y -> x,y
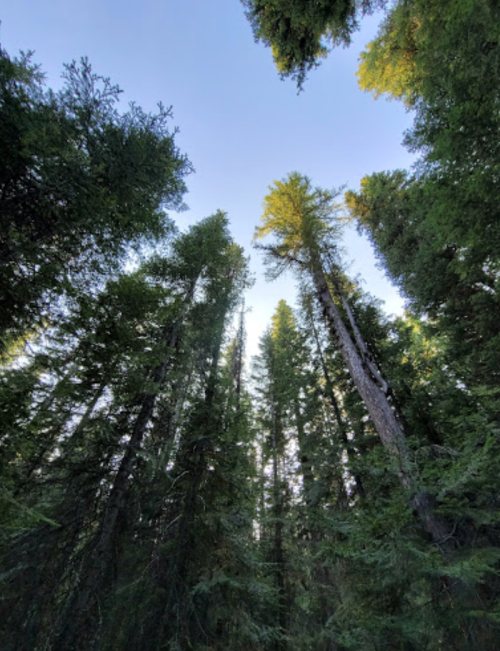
151,359 -> 195,464
56,282 -> 197,650
70,382 -> 107,442
231,305 -> 245,410
309,317 -> 366,499
338,290 -> 390,394
293,398 -> 316,504
152,315 -> 228,648
271,406 -> 288,651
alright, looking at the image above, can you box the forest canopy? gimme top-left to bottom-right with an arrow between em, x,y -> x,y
2,0 -> 500,648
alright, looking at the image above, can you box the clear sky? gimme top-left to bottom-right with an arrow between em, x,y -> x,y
1,0 -> 415,357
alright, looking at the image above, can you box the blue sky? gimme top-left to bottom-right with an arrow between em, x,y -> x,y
1,0 -> 416,357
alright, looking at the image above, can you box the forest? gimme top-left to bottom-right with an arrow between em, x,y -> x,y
1,0 -> 500,649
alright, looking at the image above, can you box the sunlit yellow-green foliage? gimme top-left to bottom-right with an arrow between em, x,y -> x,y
0,328 -> 39,366
358,0 -> 500,110
397,313 -> 442,373
344,176 -> 370,223
271,40 -> 327,76
357,2 -> 421,105
345,171 -> 409,229
254,172 -> 339,263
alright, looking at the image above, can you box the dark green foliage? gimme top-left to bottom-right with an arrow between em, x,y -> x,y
3,1 -> 500,646
350,0 -> 500,388
242,0 -> 384,87
346,169 -> 500,387
253,191 -> 500,648
0,45 -> 190,348
0,212 -> 268,650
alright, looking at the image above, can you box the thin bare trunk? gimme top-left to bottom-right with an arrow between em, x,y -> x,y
271,405 -> 288,651
309,317 -> 366,499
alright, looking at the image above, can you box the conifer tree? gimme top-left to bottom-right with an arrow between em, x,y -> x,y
253,173 -> 500,649
254,173 -> 418,499
241,0 -> 383,87
345,171 -> 500,388
0,46 -> 190,349
0,213 -> 262,650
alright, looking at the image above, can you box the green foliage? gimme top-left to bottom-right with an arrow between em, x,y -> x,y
242,0 -> 384,87
346,169 -> 500,387
4,3 -> 500,646
254,171 -> 344,280
0,208 -> 278,651
0,45 -> 190,348
357,1 -> 421,105
355,1 -> 500,393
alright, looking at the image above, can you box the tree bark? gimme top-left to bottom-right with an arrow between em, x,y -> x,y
311,262 -> 450,542
309,317 -> 366,499
313,265 -> 410,477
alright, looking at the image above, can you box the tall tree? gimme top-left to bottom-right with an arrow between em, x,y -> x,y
0,212 -> 258,651
345,171 -> 500,388
255,175 -> 413,485
253,174 -> 487,600
0,46 -> 190,349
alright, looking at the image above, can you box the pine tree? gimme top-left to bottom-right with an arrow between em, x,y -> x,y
0,213 -> 261,650
255,174 -> 419,501
0,46 -> 190,349
241,0 -> 382,87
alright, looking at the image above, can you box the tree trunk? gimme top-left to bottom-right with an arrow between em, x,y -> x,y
271,406 -> 288,651
294,398 -> 315,504
313,266 -> 408,473
309,317 -> 366,499
56,281 -> 197,650
151,313 -> 228,649
312,262 -> 450,541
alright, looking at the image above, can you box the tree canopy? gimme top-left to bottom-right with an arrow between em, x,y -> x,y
3,4 -> 500,648
241,0 -> 384,87
0,47 -> 191,349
